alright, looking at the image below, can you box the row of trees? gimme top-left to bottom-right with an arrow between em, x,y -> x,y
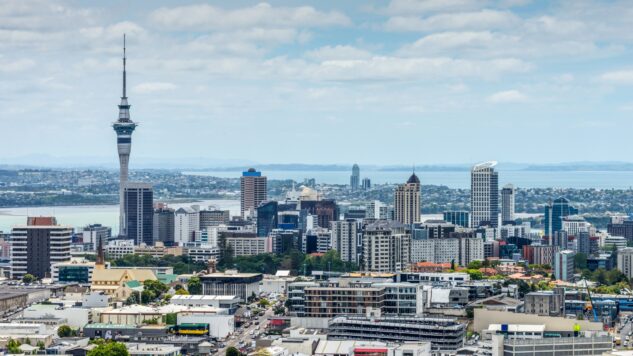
219,249 -> 357,275
110,254 -> 207,275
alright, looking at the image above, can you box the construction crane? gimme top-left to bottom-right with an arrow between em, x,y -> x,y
584,279 -> 599,323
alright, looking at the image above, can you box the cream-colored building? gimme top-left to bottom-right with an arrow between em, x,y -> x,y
394,173 -> 421,225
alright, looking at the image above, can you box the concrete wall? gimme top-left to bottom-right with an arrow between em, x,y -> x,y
474,309 -> 603,334
23,305 -> 91,328
177,314 -> 234,338
290,317 -> 329,329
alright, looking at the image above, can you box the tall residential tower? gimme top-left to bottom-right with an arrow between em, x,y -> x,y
470,161 -> 499,228
113,35 -> 137,237
350,164 -> 360,191
501,184 -> 515,224
241,168 -> 267,218
394,173 -> 421,225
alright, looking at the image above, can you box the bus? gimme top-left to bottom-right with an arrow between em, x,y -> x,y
175,323 -> 210,336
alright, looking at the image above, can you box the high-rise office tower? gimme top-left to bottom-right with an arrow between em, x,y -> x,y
443,211 -> 470,228
113,35 -> 137,237
300,199 -> 338,229
257,201 -> 278,237
124,183 -> 153,246
501,184 -> 515,224
394,173 -> 421,225
153,206 -> 175,246
11,217 -> 72,280
350,164 -> 360,191
470,161 -> 499,228
331,219 -> 360,264
240,168 -> 267,218
199,210 -> 230,229
544,198 -> 578,237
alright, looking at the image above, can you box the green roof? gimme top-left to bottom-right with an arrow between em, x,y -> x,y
158,274 -> 178,284
125,280 -> 142,288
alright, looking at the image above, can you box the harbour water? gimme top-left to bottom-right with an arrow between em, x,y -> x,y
0,199 -> 240,233
1,169 -> 630,233
185,170 -> 633,189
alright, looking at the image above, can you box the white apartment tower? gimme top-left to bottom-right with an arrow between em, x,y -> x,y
331,220 -> 360,264
470,161 -> 499,228
362,220 -> 411,272
174,207 -> 200,245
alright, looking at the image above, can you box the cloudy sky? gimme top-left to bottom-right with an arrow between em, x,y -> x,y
3,0 -> 633,167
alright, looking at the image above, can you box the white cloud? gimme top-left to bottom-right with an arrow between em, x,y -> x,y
305,45 -> 373,61
385,0 -> 487,15
133,82 -> 177,94
0,58 -> 36,73
600,70 -> 633,85
149,3 -> 351,30
385,10 -> 518,32
487,89 -> 528,103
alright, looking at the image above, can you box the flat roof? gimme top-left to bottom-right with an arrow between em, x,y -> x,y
170,295 -> 238,301
489,324 -> 545,332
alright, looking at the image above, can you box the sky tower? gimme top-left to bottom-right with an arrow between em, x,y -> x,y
113,34 -> 137,237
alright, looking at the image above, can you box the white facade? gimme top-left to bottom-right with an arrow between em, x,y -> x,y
460,238 -> 485,266
331,220 -> 360,263
23,304 -> 91,328
174,207 -> 199,245
562,216 -> 590,236
105,239 -> 135,259
11,225 -> 73,280
618,247 -> 633,279
411,239 -> 459,265
363,221 -> 411,272
471,161 -> 499,228
554,250 -> 575,281
185,245 -> 220,263
225,237 -> 268,256
177,313 -> 235,338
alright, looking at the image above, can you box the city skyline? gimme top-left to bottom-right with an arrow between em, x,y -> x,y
3,1 -> 633,165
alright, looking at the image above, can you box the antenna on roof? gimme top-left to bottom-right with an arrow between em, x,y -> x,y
122,34 -> 127,98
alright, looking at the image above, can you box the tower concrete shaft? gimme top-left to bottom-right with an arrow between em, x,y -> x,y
113,34 -> 137,237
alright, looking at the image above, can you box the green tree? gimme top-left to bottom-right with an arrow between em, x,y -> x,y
574,253 -> 588,270
226,346 -> 240,356
23,337 -> 31,345
175,288 -> 189,295
6,339 -> 21,354
187,276 -> 202,295
258,298 -> 271,308
466,269 -> 483,280
87,341 -> 129,356
37,341 -> 45,350
22,273 -> 36,284
57,325 -> 73,338
467,260 -> 483,270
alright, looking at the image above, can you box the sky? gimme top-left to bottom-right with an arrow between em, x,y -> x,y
2,0 -> 633,168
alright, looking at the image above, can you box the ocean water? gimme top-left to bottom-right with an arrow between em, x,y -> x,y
0,199 -> 240,234
1,169 -> 631,233
185,170 -> 633,189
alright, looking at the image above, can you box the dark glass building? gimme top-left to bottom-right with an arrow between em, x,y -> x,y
443,211 -> 470,228
124,183 -> 153,245
257,201 -> 278,237
153,206 -> 175,246
300,199 -> 338,229
544,198 -> 578,237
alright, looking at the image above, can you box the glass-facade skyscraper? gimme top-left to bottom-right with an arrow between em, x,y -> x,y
544,197 -> 578,237
257,201 -> 278,237
124,182 -> 154,246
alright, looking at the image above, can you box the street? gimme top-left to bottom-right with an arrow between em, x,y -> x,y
217,305 -> 273,355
